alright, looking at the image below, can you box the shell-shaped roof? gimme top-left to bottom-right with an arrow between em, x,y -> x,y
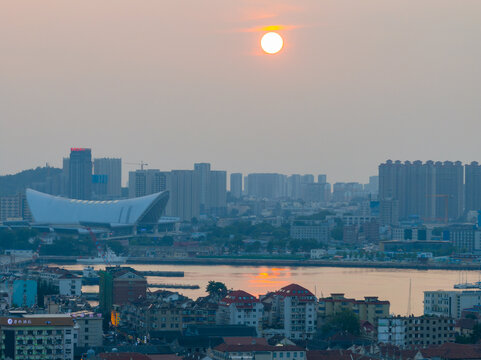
26,188 -> 169,226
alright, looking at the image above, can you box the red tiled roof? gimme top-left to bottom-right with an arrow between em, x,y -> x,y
277,284 -> 315,301
220,290 -> 259,308
419,343 -> 481,359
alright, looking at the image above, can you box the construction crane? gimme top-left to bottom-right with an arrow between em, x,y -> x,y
124,161 -> 148,171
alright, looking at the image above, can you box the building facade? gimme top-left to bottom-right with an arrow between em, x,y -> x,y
99,267 -> 147,312
230,173 -> 242,199
465,161 -> 481,213
378,316 -> 455,348
318,293 -> 390,326
290,221 -> 329,243
93,158 -> 122,199
68,147 -> 92,200
0,315 -> 76,360
424,290 -> 481,319
71,311 -> 103,348
247,174 -> 287,200
272,284 -> 317,340
217,290 -> 263,329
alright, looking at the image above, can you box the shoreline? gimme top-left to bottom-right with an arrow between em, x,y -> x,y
37,256 -> 481,271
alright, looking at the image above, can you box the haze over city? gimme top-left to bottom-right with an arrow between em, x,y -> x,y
2,0 -> 481,183
4,1 -> 481,359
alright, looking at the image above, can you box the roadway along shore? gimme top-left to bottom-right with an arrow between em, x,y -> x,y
37,256 -> 481,271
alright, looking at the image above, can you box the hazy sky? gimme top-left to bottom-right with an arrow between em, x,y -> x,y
1,1 -> 481,184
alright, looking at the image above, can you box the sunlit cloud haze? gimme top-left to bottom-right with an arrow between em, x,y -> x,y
1,0 -> 481,183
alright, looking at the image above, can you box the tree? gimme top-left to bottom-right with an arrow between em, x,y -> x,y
322,309 -> 360,335
206,281 -> 227,298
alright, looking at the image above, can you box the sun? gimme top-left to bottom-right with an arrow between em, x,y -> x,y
261,32 -> 283,54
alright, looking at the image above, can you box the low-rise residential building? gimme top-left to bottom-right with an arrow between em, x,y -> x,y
378,316 -> 455,348
0,314 -> 76,360
424,290 -> 481,319
118,292 -> 218,336
35,267 -> 82,297
217,290 -> 263,330
318,293 -> 390,326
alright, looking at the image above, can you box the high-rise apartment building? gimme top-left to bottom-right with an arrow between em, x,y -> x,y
247,173 -> 287,199
230,173 -> 242,199
194,163 -> 211,213
128,170 -> 170,198
68,148 -> 92,200
194,163 -> 227,215
365,175 -> 379,195
301,183 -> 330,203
93,158 -> 122,199
287,175 -> 302,200
0,193 -> 32,222
207,170 -> 227,216
318,174 -> 327,184
61,157 -> 69,196
434,161 -> 463,221
379,160 -> 436,221
379,199 -> 400,226
301,174 -> 314,184
465,161 -> 481,212
169,170 -> 200,221
380,160 -> 465,222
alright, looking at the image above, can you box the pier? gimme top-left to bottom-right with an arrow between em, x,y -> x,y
71,270 -> 184,277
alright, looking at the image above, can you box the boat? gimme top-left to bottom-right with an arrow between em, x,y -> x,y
82,266 -> 100,285
77,248 -> 126,265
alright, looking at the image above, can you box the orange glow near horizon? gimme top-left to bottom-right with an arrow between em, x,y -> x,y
248,267 -> 291,295
243,24 -> 298,33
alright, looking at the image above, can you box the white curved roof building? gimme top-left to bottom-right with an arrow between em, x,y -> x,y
26,189 -> 169,227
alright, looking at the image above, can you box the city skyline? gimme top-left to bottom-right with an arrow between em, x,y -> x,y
2,1 -> 481,184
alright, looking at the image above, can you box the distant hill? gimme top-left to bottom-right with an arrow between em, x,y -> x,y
0,167 -> 62,196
